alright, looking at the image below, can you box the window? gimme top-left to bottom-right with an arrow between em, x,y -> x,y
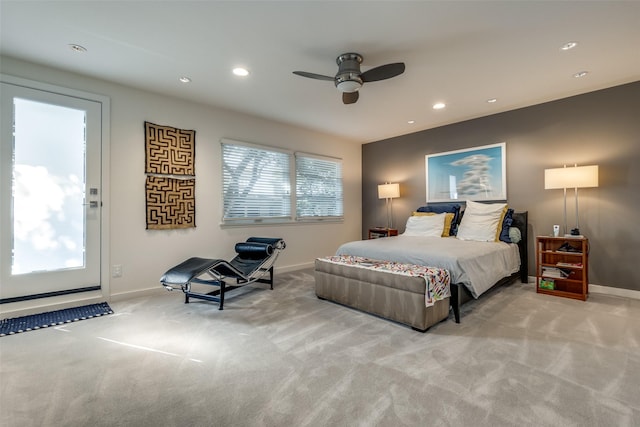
221,139 -> 343,224
222,141 -> 291,221
296,153 -> 343,220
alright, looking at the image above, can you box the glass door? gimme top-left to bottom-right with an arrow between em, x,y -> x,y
0,82 -> 102,301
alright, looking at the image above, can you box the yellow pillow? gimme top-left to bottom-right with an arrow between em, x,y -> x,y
495,206 -> 509,242
412,212 -> 455,237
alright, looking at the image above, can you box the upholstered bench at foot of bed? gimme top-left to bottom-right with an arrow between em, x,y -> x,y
314,258 -> 450,332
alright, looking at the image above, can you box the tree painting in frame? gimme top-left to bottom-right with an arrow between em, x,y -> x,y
425,142 -> 506,203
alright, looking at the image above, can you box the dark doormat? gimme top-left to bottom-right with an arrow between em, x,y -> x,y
0,302 -> 113,337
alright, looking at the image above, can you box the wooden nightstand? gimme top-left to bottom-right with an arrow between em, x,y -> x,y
368,228 -> 398,239
536,236 -> 589,301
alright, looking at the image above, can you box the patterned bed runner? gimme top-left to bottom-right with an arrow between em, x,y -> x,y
320,255 -> 451,307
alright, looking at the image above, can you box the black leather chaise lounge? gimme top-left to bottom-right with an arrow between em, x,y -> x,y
160,237 -> 286,309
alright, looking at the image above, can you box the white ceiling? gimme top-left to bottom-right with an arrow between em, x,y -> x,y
1,1 -> 639,143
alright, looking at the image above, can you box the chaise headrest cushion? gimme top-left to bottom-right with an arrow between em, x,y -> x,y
235,242 -> 274,259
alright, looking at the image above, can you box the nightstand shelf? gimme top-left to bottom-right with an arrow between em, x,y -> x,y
536,236 -> 589,301
368,228 -> 398,239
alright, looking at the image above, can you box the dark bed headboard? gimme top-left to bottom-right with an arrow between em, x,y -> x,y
511,211 -> 529,282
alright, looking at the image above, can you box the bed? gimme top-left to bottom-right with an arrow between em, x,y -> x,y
315,202 -> 528,328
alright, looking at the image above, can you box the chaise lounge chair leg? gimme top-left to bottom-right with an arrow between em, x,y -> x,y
218,282 -> 225,310
269,267 -> 274,290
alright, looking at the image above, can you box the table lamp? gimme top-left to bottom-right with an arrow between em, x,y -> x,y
378,183 -> 400,229
544,164 -> 598,237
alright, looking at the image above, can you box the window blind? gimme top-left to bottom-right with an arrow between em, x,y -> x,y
222,142 -> 291,221
295,153 -> 343,219
221,140 -> 343,224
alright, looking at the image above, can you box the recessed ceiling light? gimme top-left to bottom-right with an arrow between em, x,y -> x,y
178,76 -> 192,83
232,67 -> 249,77
407,120 -> 415,124
573,71 -> 589,78
68,44 -> 87,53
561,41 -> 578,51
487,98 -> 498,103
432,102 -> 446,110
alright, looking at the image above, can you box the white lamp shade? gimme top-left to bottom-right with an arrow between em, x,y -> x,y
545,165 -> 598,189
378,183 -> 400,199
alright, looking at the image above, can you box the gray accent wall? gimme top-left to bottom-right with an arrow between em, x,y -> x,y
362,81 -> 640,292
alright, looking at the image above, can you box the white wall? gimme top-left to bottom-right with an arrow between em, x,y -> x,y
1,56 -> 361,309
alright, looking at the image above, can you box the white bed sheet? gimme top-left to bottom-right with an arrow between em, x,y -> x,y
335,235 -> 520,298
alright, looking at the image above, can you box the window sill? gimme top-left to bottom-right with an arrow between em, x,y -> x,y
220,218 -> 344,228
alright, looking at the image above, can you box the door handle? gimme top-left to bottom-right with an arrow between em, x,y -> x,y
83,201 -> 99,208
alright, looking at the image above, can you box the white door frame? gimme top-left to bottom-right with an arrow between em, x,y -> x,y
0,74 -> 110,318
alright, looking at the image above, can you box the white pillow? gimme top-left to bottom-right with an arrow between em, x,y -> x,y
456,200 -> 507,242
403,213 -> 446,237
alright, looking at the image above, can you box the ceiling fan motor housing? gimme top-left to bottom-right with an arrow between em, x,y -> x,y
335,53 -> 363,93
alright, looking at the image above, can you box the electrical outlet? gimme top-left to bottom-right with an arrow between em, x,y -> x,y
112,264 -> 122,278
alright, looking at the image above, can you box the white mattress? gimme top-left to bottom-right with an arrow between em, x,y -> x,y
335,235 -> 520,298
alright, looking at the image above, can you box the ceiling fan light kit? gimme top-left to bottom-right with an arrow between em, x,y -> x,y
336,79 -> 362,93
293,52 -> 405,104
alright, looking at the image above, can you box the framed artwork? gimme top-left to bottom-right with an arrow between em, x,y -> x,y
425,142 -> 506,203
144,121 -> 196,230
145,176 -> 195,229
145,121 -> 195,176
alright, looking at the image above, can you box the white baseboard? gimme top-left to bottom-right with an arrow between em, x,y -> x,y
110,287 -> 165,302
589,284 -> 640,300
277,262 -> 315,273
527,276 -> 640,300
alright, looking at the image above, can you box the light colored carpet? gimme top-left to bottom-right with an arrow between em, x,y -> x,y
1,269 -> 638,426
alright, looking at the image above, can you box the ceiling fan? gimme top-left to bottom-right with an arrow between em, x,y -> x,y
293,53 -> 405,105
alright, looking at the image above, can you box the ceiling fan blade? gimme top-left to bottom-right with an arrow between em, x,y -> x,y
292,71 -> 335,81
360,63 -> 405,82
342,91 -> 359,105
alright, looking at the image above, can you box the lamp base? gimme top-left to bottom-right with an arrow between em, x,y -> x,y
565,228 -> 584,238
571,228 -> 584,236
